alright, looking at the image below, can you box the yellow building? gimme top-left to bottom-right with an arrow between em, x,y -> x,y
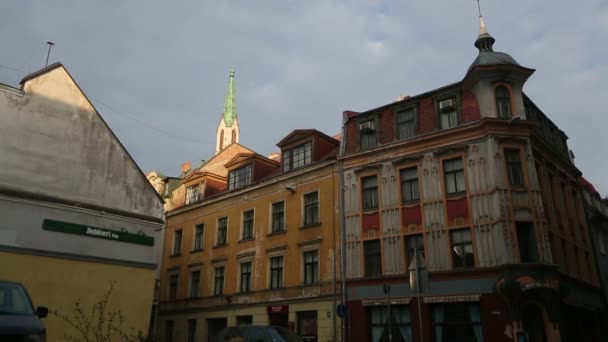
158,129 -> 342,342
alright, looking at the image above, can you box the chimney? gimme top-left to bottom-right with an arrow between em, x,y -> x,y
181,162 -> 191,175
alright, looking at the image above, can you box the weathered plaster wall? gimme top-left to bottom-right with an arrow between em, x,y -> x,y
0,67 -> 163,219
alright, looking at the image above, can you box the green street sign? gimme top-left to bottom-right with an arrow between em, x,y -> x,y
42,219 -> 154,246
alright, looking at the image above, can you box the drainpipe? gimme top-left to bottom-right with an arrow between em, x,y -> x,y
332,163 -> 337,342
339,112 -> 348,342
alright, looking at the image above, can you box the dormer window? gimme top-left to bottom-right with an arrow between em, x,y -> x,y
185,184 -> 200,204
495,86 -> 512,119
229,164 -> 253,190
283,142 -> 312,172
439,98 -> 458,130
360,120 -> 377,151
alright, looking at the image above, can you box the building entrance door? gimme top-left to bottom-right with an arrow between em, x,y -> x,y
521,304 -> 547,342
207,317 -> 227,342
269,312 -> 288,328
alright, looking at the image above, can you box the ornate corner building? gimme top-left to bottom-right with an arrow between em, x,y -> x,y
339,16 -> 605,342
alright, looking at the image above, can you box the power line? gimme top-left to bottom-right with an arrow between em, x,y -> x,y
0,63 -> 26,74
89,95 -> 213,146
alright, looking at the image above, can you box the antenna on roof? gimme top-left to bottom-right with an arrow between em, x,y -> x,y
476,0 -> 482,17
45,41 -> 55,67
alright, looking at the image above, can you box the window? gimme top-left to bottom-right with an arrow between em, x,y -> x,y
193,224 -> 204,250
187,319 -> 196,342
495,85 -> 512,119
229,164 -> 253,190
516,222 -> 539,263
362,175 -> 379,210
405,234 -> 425,268
443,159 -> 465,195
219,130 -> 224,150
283,142 -> 312,172
396,108 -> 416,140
304,192 -> 320,225
168,274 -> 178,300
369,306 -> 411,342
237,315 -> 252,326
214,266 -> 225,295
304,250 -> 319,284
190,270 -> 200,298
439,99 -> 458,129
433,303 -> 482,342
297,311 -> 318,342
217,217 -> 228,245
272,201 -> 285,233
450,229 -> 474,268
242,210 -> 254,240
400,167 -> 420,202
360,119 -> 377,151
505,149 -> 524,186
231,130 -> 237,143
239,262 -> 252,293
165,320 -> 174,342
270,256 -> 284,289
185,184 -> 200,205
172,229 -> 183,256
364,240 -> 382,277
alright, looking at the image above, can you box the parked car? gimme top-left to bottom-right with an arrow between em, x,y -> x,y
0,280 -> 47,341
213,325 -> 304,342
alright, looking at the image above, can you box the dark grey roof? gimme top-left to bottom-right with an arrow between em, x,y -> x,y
467,51 -> 520,74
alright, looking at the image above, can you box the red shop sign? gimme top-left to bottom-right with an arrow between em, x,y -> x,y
267,305 -> 289,313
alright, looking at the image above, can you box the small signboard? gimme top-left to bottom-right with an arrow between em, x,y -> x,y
267,304 -> 289,313
336,304 -> 347,318
42,219 -> 154,246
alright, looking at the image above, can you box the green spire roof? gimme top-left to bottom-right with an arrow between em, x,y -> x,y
222,69 -> 237,127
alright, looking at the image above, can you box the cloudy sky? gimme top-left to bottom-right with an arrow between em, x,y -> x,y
1,0 -> 607,194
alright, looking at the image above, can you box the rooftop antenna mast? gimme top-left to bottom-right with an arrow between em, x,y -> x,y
45,41 -> 55,67
477,0 -> 482,17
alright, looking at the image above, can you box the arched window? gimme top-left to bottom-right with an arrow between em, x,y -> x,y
495,86 -> 512,119
231,130 -> 237,143
219,130 -> 224,150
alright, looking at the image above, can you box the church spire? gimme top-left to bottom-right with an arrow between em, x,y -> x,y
474,0 -> 495,52
215,69 -> 240,155
222,69 -> 237,127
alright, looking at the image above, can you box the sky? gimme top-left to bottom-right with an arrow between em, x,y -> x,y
1,0 -> 607,195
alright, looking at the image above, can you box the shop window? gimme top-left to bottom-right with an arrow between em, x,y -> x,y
433,303 -> 482,342
298,311 -> 318,342
368,305 -> 412,342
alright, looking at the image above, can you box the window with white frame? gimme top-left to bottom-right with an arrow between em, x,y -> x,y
240,262 -> 252,293
303,250 -> 319,284
214,266 -> 224,295
272,201 -> 285,233
185,184 -> 200,204
360,119 -> 377,151
400,167 -> 419,202
190,270 -> 200,298
283,142 -> 312,172
270,256 -> 284,289
495,85 -> 512,119
362,175 -> 379,210
217,217 -> 228,245
193,224 -> 204,250
304,191 -> 319,225
439,98 -> 458,130
229,164 -> 253,190
443,158 -> 465,195
242,210 -> 254,240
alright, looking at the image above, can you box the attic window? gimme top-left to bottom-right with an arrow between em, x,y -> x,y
283,142 -> 312,172
185,184 -> 200,205
229,164 -> 253,190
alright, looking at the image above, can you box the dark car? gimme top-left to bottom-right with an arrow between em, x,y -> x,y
0,280 -> 47,341
213,325 -> 305,342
